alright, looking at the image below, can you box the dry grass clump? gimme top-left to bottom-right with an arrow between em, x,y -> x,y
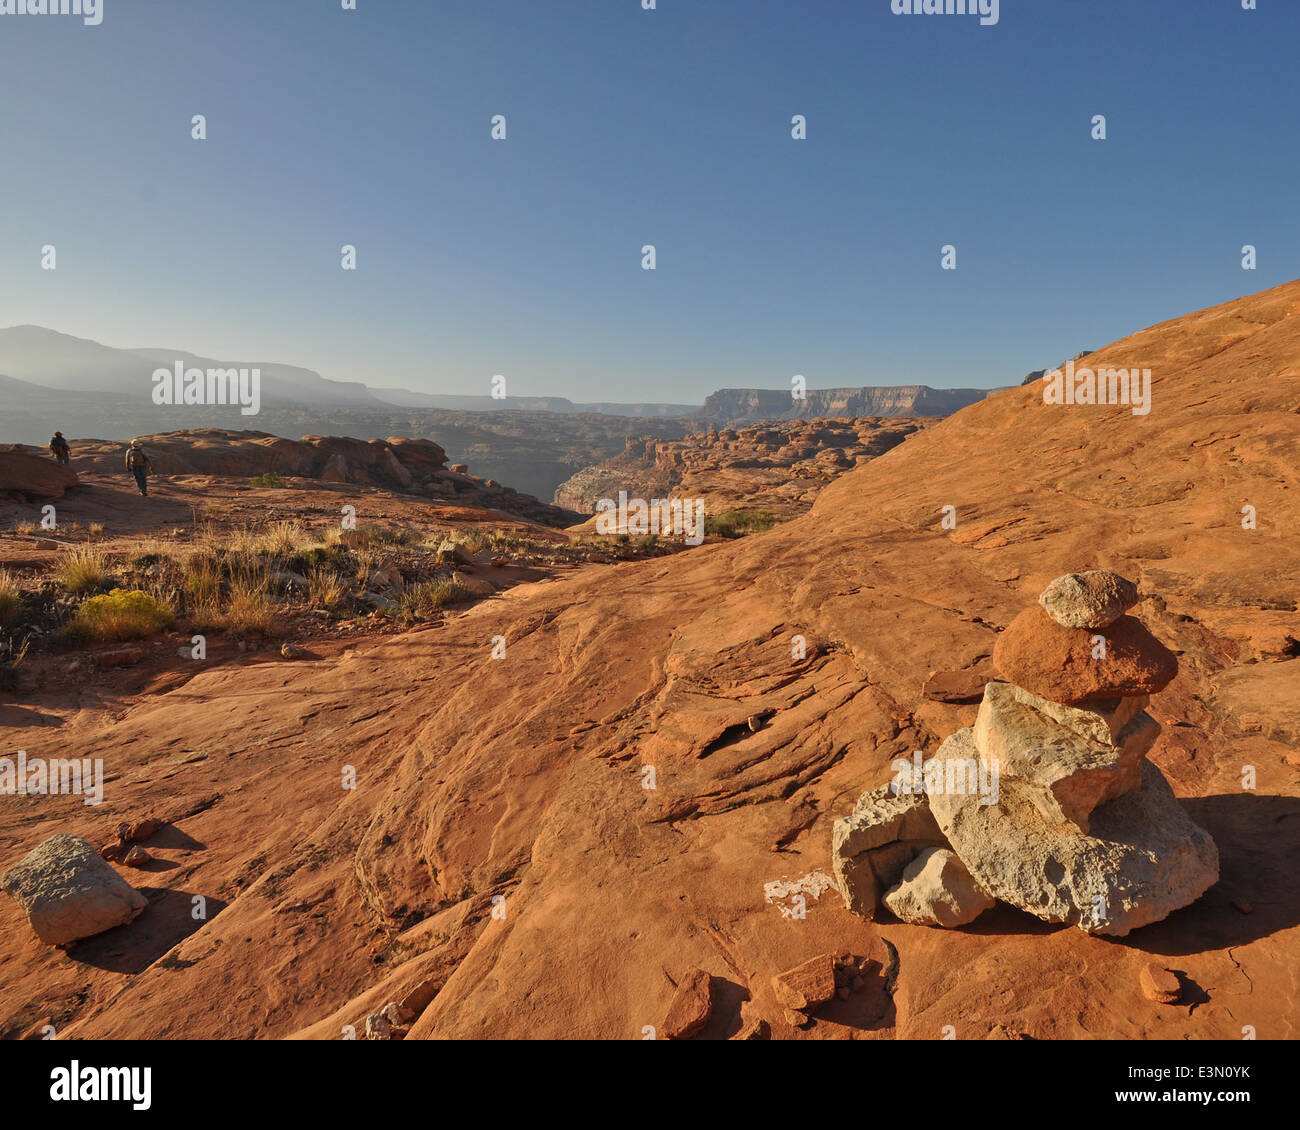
308,566 -> 346,610
56,547 -> 114,594
0,571 -> 21,627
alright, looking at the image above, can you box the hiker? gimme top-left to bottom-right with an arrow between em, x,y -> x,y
125,440 -> 154,496
49,432 -> 71,466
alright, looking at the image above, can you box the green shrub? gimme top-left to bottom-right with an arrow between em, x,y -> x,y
251,472 -> 287,489
67,588 -> 173,643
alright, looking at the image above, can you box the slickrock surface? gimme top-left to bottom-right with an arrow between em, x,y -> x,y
1,281 -> 1297,1039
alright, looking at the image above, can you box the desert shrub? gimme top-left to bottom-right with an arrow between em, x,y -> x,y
704,508 -> 776,539
66,588 -> 172,643
0,571 -> 21,627
88,523 -> 105,541
251,472 -> 287,489
56,546 -> 114,594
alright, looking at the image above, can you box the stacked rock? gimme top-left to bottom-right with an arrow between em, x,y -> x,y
833,570 -> 1219,937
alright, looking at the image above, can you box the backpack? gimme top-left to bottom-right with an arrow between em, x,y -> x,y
127,448 -> 147,470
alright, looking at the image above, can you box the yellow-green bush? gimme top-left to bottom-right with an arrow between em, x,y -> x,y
67,588 -> 172,643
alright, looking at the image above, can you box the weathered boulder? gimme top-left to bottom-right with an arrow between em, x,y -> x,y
974,681 -> 1160,832
926,729 -> 1218,937
1,835 -> 148,945
993,607 -> 1178,704
882,846 -> 995,927
831,785 -> 948,917
1039,570 -> 1140,630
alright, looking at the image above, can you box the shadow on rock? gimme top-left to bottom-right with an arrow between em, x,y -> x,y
65,887 -> 227,974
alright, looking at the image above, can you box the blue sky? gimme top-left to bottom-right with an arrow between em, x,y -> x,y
1,0 -> 1295,402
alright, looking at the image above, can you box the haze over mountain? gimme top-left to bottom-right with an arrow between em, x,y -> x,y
0,326 -> 1001,426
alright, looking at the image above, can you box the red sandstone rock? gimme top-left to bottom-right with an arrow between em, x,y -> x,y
662,968 -> 713,1039
771,954 -> 837,1012
993,607 -> 1178,704
0,451 -> 78,501
1139,963 -> 1181,1004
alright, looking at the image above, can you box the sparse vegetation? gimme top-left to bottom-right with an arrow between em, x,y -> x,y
705,508 -> 777,538
0,571 -> 21,627
55,546 -> 114,594
250,472 -> 287,488
66,589 -> 173,644
308,566 -> 346,610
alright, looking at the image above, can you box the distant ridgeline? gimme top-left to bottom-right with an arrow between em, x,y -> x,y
698,385 -> 995,425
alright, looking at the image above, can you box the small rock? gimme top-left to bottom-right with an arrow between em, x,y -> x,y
122,845 -> 152,868
882,846 -> 995,928
1040,571 -> 1140,630
98,842 -> 124,862
663,968 -> 713,1039
126,818 -> 163,842
1231,898 -> 1253,915
782,1008 -> 810,1029
736,1016 -> 769,1040
831,785 -> 948,917
364,1012 -> 392,1040
747,714 -> 764,732
380,1001 -> 414,1026
96,645 -> 144,669
771,953 -> 837,1012
280,642 -> 306,660
451,572 -> 496,597
1139,963 -> 1181,1004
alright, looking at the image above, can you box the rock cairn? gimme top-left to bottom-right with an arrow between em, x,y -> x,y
833,570 -> 1219,937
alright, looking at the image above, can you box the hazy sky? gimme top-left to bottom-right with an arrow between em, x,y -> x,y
1,0 -> 1295,402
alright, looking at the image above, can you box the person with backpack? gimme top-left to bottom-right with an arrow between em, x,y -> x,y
49,432 -> 71,466
125,440 -> 155,496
